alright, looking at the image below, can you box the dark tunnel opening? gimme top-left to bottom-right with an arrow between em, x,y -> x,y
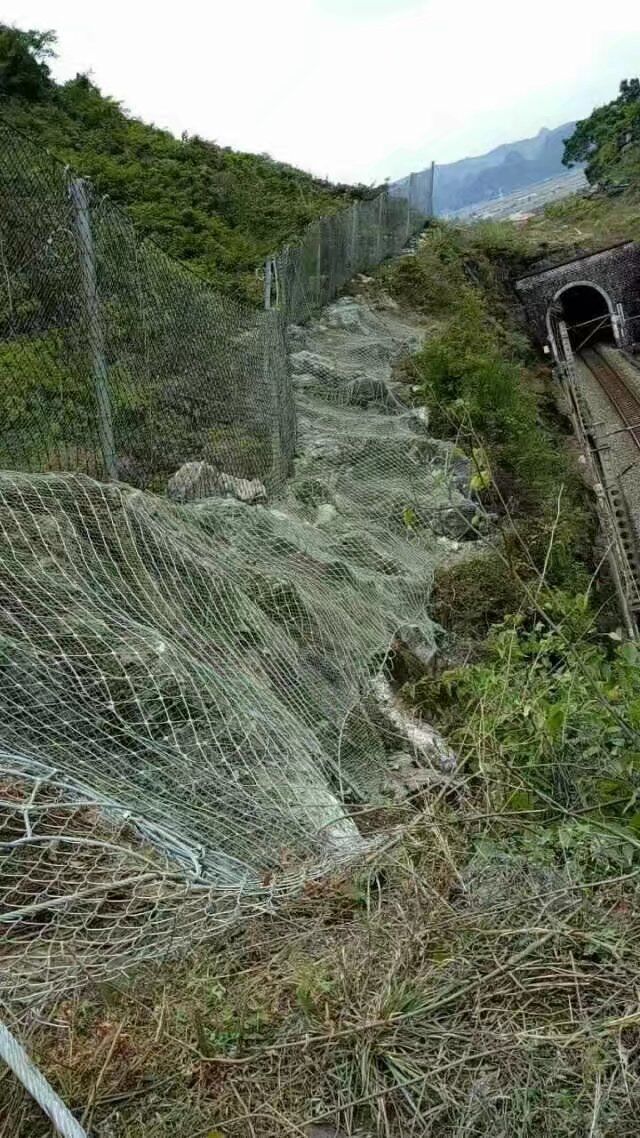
558,284 -> 615,351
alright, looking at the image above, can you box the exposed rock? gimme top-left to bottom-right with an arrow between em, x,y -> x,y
216,472 -> 267,504
378,293 -> 400,311
167,461 -> 218,501
450,454 -> 472,491
434,499 -> 480,541
293,477 -> 335,507
371,673 -> 456,772
292,371 -> 320,390
325,296 -> 367,332
167,461 -> 266,504
289,350 -> 337,378
315,503 -> 337,527
344,375 -> 394,407
286,324 -> 307,348
394,624 -> 440,672
384,751 -> 454,801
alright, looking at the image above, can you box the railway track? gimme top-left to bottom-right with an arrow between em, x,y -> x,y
580,346 -> 640,449
577,344 -> 640,626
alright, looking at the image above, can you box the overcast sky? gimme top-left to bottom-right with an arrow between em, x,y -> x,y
3,0 -> 640,183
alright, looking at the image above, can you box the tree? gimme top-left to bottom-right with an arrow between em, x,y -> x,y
0,25 -> 56,101
563,78 -> 640,185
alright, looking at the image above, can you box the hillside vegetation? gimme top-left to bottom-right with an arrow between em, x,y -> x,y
0,25 -> 363,299
6,185 -> 640,1138
564,77 -> 640,189
4,45 -> 640,1137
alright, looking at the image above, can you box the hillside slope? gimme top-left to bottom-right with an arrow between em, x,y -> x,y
564,77 -> 640,188
6,201 -> 640,1138
0,25 -> 362,299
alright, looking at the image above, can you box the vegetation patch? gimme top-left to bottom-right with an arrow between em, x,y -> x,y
3,51 -> 640,1138
0,25 -> 368,301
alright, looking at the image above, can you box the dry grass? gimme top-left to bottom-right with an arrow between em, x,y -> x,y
3,773 -> 640,1137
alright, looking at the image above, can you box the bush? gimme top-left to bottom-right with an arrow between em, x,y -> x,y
386,221 -> 590,577
410,592 -> 640,827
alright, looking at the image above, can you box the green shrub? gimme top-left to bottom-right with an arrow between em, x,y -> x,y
0,25 -> 366,301
410,592 -> 640,824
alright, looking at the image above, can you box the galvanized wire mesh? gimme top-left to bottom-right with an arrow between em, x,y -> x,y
0,123 -> 290,493
274,188 -> 427,323
0,122 -> 442,1020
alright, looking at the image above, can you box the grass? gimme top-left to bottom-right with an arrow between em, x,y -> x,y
506,188 -> 640,259
382,217 -> 598,642
4,729 -> 640,1137
3,463 -> 639,1137
4,191 -> 640,1136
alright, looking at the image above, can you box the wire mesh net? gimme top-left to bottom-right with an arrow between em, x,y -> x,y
0,122 -> 447,1019
0,123 -> 290,493
274,185 -> 427,322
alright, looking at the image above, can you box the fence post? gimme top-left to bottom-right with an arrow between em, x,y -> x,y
315,220 -> 322,307
407,172 -> 417,240
264,257 -> 273,310
376,192 -> 384,262
68,178 -> 117,481
349,203 -> 359,274
427,160 -> 436,218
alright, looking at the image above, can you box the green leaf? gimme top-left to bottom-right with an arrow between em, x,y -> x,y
403,505 -> 418,529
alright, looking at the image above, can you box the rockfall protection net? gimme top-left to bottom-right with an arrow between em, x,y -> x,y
0,124 -> 457,1018
274,183 -> 427,323
0,123 -> 292,493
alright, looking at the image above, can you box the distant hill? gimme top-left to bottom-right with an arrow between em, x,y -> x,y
432,124 -> 580,215
0,24 -> 364,300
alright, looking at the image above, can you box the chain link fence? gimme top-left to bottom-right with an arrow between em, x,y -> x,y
0,120 -> 434,1028
0,124 -> 429,493
0,123 -> 291,494
272,176 -> 429,323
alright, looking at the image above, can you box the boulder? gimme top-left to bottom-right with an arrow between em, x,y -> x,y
435,498 -> 480,541
324,296 -> 367,332
167,461 -> 218,501
167,462 -> 266,504
371,674 -> 457,773
315,503 -> 337,527
289,349 -> 361,388
289,350 -> 336,378
344,376 -> 393,407
216,472 -> 267,504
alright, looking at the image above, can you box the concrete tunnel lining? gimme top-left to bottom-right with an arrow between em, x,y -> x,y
546,279 -> 619,357
515,240 -> 640,357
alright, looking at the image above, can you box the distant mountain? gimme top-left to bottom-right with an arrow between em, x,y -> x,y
398,124 -> 580,216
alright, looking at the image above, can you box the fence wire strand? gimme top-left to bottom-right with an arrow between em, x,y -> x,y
0,121 -> 434,1030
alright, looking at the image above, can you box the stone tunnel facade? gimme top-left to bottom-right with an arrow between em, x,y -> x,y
515,241 -> 640,356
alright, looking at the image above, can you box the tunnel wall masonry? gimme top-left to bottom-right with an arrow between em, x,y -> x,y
515,242 -> 640,350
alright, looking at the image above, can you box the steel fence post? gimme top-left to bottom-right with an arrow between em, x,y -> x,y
69,178 -> 117,481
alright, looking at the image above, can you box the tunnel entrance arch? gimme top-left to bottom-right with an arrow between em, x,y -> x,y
516,240 -> 640,359
546,280 -> 618,358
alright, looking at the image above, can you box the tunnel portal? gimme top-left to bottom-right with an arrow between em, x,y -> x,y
515,241 -> 640,362
557,284 -> 615,351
